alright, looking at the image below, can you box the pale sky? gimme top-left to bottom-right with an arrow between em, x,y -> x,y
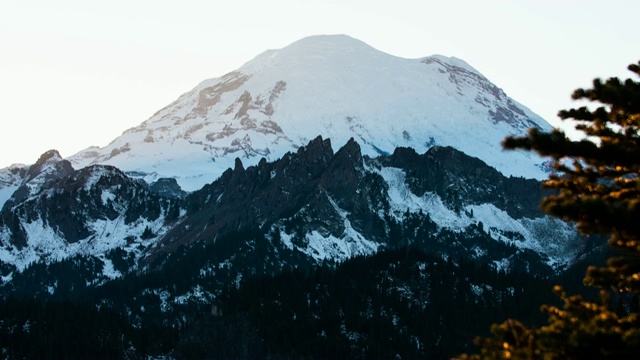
1,0 -> 638,168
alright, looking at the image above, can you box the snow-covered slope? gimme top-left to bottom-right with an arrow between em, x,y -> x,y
69,35 -> 551,191
0,164 -> 176,274
0,165 -> 26,209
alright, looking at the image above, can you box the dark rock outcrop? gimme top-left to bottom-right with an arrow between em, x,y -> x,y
380,146 -> 545,218
150,178 -> 187,199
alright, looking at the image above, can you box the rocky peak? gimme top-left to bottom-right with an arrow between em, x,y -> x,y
296,136 -> 334,161
335,138 -> 362,163
24,149 -> 73,183
320,138 -> 364,197
33,149 -> 63,166
388,147 -> 421,168
425,146 -> 500,177
1,150 -> 75,210
233,157 -> 245,173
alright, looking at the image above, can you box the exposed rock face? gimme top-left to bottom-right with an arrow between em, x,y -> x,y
380,146 -> 546,218
152,136 -> 340,259
150,178 -> 187,199
145,136 -> 581,268
0,163 -> 178,262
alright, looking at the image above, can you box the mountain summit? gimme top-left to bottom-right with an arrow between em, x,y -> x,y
70,34 -> 551,191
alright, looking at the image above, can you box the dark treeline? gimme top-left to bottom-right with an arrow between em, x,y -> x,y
0,297 -> 177,359
177,248 -> 560,359
0,246 -> 584,359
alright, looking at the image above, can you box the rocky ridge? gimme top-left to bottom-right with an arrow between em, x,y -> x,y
1,138 -> 583,293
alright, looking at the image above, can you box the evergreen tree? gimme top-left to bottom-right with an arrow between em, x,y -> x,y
457,61 -> 640,359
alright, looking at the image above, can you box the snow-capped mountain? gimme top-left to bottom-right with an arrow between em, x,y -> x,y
69,34 -> 551,191
0,35 -> 607,359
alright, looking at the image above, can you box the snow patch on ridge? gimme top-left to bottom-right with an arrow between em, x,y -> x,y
0,212 -> 170,273
99,257 -> 121,279
376,165 -> 578,266
279,194 -> 379,263
0,184 -> 18,209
